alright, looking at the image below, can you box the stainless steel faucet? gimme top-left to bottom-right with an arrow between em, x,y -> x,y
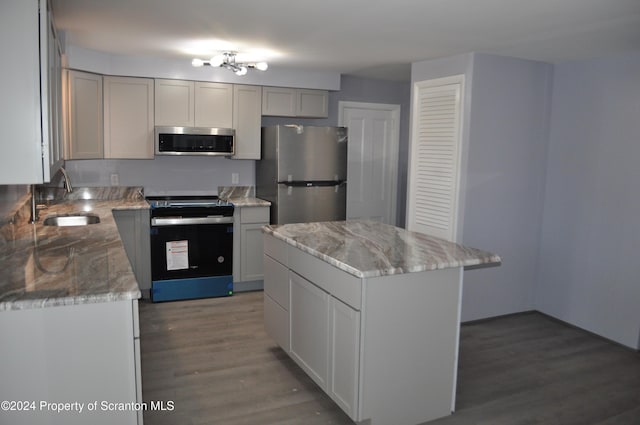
57,166 -> 73,193
30,184 -> 39,223
29,167 -> 73,223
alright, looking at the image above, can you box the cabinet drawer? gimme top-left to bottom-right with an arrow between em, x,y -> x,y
264,293 -> 290,351
240,206 -> 270,223
288,247 -> 362,310
264,254 -> 289,309
264,234 -> 289,266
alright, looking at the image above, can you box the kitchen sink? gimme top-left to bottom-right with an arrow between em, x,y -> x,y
43,214 -> 100,227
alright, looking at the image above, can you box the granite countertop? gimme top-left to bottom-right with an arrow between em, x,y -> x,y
227,197 -> 271,207
217,185 -> 271,207
263,220 -> 501,278
0,187 -> 148,311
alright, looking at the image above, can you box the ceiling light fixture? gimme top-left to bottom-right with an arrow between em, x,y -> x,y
192,52 -> 268,76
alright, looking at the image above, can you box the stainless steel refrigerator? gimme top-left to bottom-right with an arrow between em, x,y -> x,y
256,125 -> 348,224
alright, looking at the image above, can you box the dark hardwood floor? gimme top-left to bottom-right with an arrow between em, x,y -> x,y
139,291 -> 640,425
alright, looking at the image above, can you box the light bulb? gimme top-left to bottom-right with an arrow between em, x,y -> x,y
235,66 -> 248,76
255,62 -> 268,71
210,55 -> 224,67
191,58 -> 204,67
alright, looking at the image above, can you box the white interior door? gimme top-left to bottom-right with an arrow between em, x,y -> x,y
339,102 -> 400,225
407,75 -> 464,241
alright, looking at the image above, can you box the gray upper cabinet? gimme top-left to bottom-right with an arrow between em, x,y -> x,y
154,79 -> 233,128
65,70 -> 104,159
66,73 -> 155,160
46,5 -> 64,177
296,89 -> 329,117
194,81 -> 233,128
261,86 -> 297,116
262,87 -> 329,118
0,0 -> 60,184
103,76 -> 154,159
233,85 -> 262,159
154,79 -> 194,127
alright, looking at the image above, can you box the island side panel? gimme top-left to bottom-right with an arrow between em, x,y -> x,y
359,267 -> 463,425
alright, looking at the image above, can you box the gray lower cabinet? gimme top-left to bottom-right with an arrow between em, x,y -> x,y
287,271 -> 361,416
289,271 -> 331,390
0,300 -> 142,425
263,254 -> 290,349
233,206 -> 269,291
264,235 -> 360,419
113,208 -> 151,297
328,296 -> 360,417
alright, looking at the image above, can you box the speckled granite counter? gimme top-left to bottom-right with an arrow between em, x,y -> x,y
0,187 -> 148,311
218,185 -> 271,207
227,197 -> 271,207
263,220 -> 501,278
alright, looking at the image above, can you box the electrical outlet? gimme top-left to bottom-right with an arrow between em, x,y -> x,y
110,173 -> 120,186
231,173 -> 239,184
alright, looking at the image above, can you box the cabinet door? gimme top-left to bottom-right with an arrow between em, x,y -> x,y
67,70 -> 103,159
330,296 -> 361,419
194,82 -> 233,128
263,255 -> 289,309
289,271 -> 330,390
113,209 -> 151,294
104,76 -> 154,159
46,8 -> 64,178
262,86 -> 296,116
233,84 -> 262,159
264,255 -> 290,350
154,79 -> 194,126
296,89 -> 329,118
0,0 -> 50,184
240,223 -> 266,282
0,300 -> 139,425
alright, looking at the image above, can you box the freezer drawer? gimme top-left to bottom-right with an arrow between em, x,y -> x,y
275,183 -> 346,224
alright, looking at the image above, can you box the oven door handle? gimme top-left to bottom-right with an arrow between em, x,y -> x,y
151,216 -> 234,226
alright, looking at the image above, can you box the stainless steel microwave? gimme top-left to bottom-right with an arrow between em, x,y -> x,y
155,126 -> 235,156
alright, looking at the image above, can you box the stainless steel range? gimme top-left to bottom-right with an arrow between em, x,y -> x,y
147,196 -> 234,302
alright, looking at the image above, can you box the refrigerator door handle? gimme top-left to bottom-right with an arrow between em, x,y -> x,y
278,180 -> 346,187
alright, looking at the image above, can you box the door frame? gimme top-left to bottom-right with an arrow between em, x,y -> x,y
338,101 -> 401,226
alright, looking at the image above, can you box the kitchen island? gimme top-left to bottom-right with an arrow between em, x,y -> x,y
262,220 -> 500,425
0,187 -> 147,425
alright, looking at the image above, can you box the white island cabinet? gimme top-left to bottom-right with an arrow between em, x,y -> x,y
263,220 -> 501,425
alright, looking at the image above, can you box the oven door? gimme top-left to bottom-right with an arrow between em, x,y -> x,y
150,216 -> 233,301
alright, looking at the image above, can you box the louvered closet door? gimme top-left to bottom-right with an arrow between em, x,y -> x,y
407,76 -> 464,241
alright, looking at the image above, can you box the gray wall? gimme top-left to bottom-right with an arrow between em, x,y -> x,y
536,51 -> 640,349
462,54 -> 553,321
411,53 -> 553,322
64,156 -> 254,196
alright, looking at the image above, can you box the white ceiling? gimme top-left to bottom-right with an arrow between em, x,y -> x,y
51,0 -> 640,81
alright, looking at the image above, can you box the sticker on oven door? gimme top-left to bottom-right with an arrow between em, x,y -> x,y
166,240 -> 189,271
